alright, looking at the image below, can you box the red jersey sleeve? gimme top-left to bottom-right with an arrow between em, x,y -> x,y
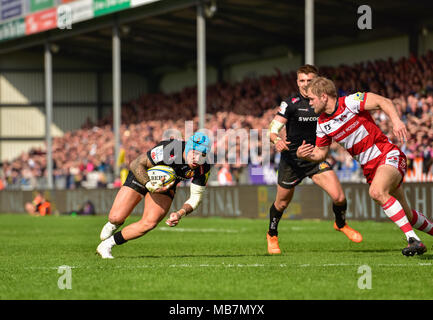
315,121 -> 332,147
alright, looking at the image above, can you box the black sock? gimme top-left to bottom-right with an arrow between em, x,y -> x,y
113,231 -> 128,245
268,203 -> 284,237
333,201 -> 347,229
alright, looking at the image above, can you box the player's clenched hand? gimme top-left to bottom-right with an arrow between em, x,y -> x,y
153,180 -> 175,193
296,140 -> 314,159
392,119 -> 408,145
145,177 -> 175,193
165,212 -> 181,227
275,139 -> 291,153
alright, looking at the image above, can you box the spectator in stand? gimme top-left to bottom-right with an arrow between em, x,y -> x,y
25,191 -> 52,216
4,50 -> 433,187
217,163 -> 234,186
78,200 -> 96,215
0,163 -> 5,190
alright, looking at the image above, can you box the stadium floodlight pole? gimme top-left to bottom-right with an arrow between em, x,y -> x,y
305,0 -> 314,65
44,42 -> 54,190
197,1 -> 206,130
112,21 -> 121,178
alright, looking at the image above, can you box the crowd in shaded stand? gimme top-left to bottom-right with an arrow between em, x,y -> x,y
1,52 -> 433,189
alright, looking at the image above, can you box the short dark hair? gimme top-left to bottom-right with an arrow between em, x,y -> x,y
297,64 -> 319,76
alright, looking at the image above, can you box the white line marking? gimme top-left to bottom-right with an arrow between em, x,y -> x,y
18,262 -> 433,270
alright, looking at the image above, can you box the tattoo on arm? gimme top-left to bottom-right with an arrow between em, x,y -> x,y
130,154 -> 152,185
181,204 -> 193,216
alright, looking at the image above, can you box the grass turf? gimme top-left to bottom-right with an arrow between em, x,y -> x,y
1,213 -> 433,300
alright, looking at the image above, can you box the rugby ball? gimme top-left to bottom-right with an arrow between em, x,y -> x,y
147,165 -> 177,187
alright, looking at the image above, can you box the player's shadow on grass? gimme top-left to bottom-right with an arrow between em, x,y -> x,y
310,248 -> 394,253
417,254 -> 433,260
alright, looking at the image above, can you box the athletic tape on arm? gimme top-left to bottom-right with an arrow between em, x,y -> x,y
184,183 -> 206,210
269,119 -> 285,135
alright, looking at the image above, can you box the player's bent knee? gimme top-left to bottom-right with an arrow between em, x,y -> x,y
274,200 -> 289,212
369,187 -> 388,204
368,188 -> 379,201
333,195 -> 346,206
108,213 -> 126,226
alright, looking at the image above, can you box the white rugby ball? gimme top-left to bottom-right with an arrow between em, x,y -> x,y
147,165 -> 177,187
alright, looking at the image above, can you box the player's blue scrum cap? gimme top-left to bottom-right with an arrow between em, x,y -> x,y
185,132 -> 211,157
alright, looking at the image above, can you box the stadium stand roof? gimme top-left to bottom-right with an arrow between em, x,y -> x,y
0,0 -> 432,75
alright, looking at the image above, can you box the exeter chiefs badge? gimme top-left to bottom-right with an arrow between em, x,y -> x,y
185,170 -> 195,179
319,162 -> 330,170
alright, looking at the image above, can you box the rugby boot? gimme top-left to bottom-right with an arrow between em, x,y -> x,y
334,222 -> 363,243
100,222 -> 120,241
96,240 -> 114,259
267,232 -> 281,254
402,237 -> 427,256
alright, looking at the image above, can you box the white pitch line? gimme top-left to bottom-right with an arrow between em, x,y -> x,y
18,262 -> 433,270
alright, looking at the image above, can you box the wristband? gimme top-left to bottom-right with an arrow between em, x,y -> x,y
272,137 -> 282,145
269,119 -> 285,135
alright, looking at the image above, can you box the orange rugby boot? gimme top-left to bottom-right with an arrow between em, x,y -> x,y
334,222 -> 363,243
267,232 -> 281,254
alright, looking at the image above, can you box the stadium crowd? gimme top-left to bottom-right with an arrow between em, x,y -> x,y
1,51 -> 433,189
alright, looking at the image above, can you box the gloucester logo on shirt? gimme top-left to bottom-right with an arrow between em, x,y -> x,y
388,156 -> 399,164
335,114 -> 348,122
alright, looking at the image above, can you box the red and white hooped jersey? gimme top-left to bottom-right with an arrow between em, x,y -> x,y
315,92 -> 401,176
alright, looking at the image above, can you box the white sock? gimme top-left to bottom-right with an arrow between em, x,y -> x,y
106,221 -> 119,229
104,236 -> 116,247
382,197 -> 420,241
411,209 -> 433,236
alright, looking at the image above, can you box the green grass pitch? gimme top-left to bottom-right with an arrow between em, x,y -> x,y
1,213 -> 433,300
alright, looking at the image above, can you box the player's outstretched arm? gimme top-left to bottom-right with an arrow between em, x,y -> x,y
296,140 -> 329,162
364,92 -> 408,144
165,183 -> 206,227
165,205 -> 192,227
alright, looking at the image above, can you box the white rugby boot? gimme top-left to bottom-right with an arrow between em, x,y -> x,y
96,238 -> 115,259
100,222 -> 120,241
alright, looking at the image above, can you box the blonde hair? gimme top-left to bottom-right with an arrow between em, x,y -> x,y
306,76 -> 337,98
